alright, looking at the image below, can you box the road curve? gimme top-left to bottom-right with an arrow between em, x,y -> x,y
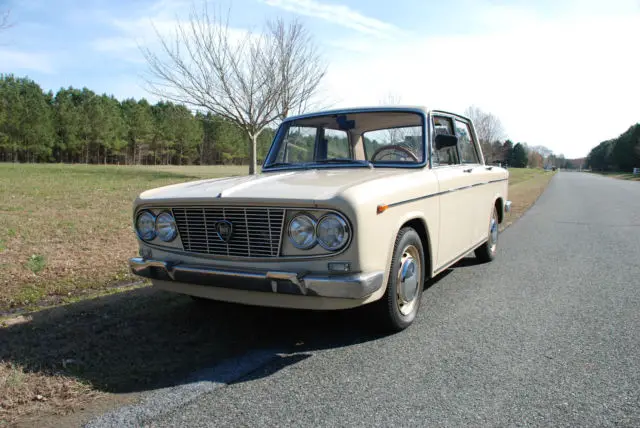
94,172 -> 640,427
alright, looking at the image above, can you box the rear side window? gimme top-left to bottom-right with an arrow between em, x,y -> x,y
455,120 -> 480,164
432,116 -> 459,166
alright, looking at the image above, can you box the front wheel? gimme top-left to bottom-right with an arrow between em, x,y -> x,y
475,206 -> 499,263
376,228 -> 425,332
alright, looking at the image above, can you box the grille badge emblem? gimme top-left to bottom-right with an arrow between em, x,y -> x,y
215,220 -> 233,243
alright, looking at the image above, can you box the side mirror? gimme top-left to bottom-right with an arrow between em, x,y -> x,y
434,134 -> 458,150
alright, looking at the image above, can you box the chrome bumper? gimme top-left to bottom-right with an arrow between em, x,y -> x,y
129,257 -> 384,299
505,200 -> 512,213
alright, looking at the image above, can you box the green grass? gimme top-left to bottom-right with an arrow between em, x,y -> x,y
25,254 -> 46,273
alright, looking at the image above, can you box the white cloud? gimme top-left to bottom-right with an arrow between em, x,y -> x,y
321,9 -> 640,158
92,1 -> 254,63
262,0 -> 398,37
0,49 -> 55,74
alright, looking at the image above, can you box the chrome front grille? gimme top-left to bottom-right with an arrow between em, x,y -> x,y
172,207 -> 285,258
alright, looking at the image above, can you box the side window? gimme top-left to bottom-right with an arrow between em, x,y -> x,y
432,116 -> 459,166
325,129 -> 350,158
455,120 -> 480,164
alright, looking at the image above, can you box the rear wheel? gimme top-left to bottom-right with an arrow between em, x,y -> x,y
475,206 -> 499,263
376,228 -> 425,332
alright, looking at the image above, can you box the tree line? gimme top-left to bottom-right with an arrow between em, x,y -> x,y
0,73 -> 577,169
586,123 -> 640,171
0,74 -> 275,165
481,139 -> 574,169
464,105 -> 574,169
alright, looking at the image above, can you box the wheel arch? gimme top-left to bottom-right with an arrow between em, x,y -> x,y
398,217 -> 433,279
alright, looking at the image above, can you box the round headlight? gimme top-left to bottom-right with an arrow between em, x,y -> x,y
156,212 -> 177,242
288,214 -> 317,249
316,214 -> 350,251
135,210 -> 156,241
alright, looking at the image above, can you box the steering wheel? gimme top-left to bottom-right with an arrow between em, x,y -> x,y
370,144 -> 419,162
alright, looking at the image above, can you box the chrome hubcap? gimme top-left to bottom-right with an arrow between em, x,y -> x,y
396,245 -> 421,316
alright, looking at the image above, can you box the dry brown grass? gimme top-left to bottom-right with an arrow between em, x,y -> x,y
0,362 -> 100,425
0,164 -> 555,425
501,168 -> 556,229
0,163 -> 247,312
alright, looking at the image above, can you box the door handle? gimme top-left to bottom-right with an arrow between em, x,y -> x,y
463,168 -> 473,173
485,166 -> 493,171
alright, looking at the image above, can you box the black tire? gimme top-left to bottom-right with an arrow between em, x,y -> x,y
376,227 -> 426,332
475,206 -> 499,263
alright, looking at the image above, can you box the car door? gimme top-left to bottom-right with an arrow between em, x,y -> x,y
453,118 -> 495,247
431,114 -> 478,270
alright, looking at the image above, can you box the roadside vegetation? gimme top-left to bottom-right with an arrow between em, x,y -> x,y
590,171 -> 640,181
501,168 -> 556,229
586,123 -> 640,173
0,164 -> 555,424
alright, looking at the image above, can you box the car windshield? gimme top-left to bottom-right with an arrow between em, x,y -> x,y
263,110 -> 424,169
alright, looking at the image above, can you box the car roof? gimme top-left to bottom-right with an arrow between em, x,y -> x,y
284,106 -> 471,123
284,106 -> 428,122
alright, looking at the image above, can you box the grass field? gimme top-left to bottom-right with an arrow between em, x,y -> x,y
591,171 -> 640,181
0,164 -> 247,312
0,164 -> 555,424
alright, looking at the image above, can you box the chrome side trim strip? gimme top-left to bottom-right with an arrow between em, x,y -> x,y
387,177 -> 509,209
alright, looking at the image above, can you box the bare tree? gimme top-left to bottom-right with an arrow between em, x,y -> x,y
464,105 -> 505,163
1,7 -> 12,32
269,19 -> 326,120
378,92 -> 404,144
379,92 -> 402,106
141,3 -> 326,174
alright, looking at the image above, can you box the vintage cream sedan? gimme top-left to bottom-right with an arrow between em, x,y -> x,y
129,107 -> 511,331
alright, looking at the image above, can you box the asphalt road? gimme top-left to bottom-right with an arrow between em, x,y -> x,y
90,172 -> 640,427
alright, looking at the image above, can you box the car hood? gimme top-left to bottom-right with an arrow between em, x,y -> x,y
136,168 -> 408,206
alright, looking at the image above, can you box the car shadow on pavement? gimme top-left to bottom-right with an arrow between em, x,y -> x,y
1,265 -> 457,396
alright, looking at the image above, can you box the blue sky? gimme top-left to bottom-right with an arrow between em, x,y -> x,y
2,0 -> 640,158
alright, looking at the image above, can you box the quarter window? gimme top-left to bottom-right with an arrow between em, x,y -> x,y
455,120 -> 480,164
